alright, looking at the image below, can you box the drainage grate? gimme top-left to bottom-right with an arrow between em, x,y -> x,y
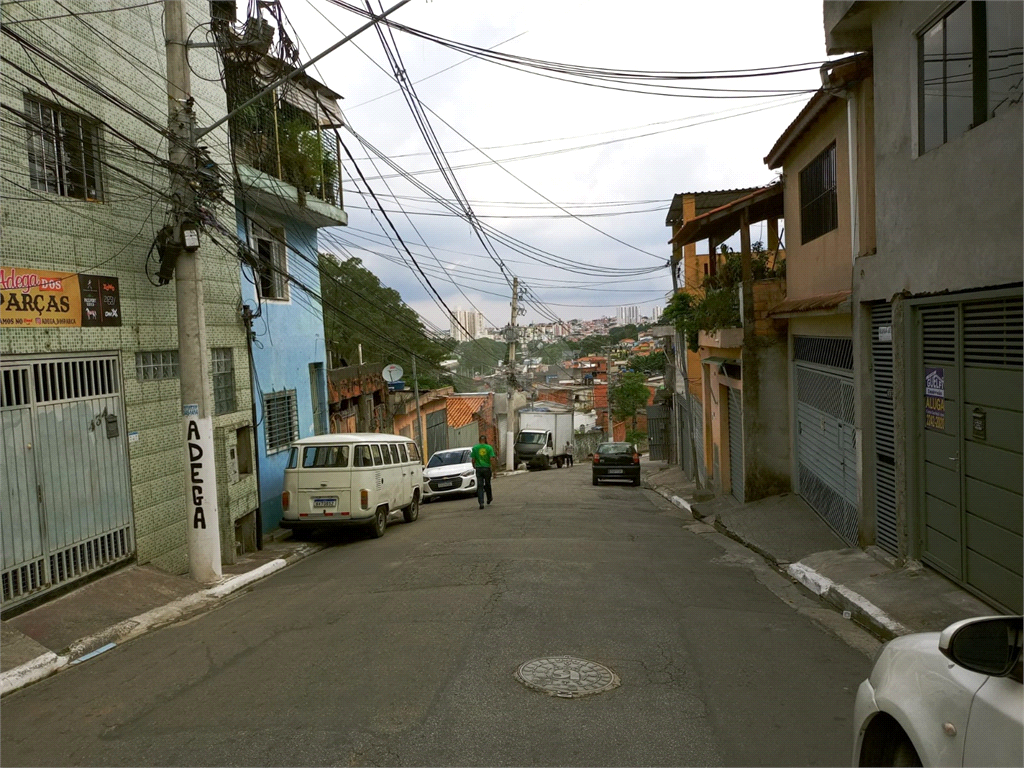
515,656 -> 620,698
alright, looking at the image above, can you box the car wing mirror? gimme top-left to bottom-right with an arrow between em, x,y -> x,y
939,615 -> 1023,677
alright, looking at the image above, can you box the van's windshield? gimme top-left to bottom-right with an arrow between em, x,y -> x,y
517,432 -> 546,444
427,450 -> 472,468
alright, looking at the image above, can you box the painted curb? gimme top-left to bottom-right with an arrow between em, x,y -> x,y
643,479 -> 695,516
0,651 -> 68,697
788,562 -> 911,639
1,546 -> 325,697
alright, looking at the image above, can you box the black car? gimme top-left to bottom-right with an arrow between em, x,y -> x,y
592,442 -> 641,486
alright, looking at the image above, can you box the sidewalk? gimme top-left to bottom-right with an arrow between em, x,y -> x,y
1,535 -> 323,697
641,461 -> 996,641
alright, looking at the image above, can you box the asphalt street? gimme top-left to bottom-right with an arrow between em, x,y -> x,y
0,464 -> 875,767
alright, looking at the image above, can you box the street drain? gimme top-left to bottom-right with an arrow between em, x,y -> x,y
514,656 -> 620,698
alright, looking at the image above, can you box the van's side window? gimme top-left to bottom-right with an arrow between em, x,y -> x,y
407,442 -> 421,463
354,445 -> 373,467
287,447 -> 298,469
389,444 -> 401,463
370,444 -> 383,465
302,445 -> 350,468
379,444 -> 393,465
398,444 -> 409,463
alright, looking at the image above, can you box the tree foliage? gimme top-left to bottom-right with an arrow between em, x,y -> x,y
624,351 -> 666,375
610,371 -> 651,428
318,254 -> 454,389
456,338 -> 507,378
661,241 -> 785,352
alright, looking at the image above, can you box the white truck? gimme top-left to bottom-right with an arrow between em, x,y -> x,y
514,406 -> 575,469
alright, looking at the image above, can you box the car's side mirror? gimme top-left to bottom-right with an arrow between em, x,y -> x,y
939,615 -> 1023,678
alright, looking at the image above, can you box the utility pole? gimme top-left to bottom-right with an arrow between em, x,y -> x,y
412,356 -> 425,460
505,276 -> 519,471
165,0 -> 221,583
606,345 -> 614,440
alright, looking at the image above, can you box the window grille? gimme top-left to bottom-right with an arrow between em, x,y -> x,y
136,350 -> 179,381
264,389 -> 298,452
24,96 -> 103,201
249,221 -> 289,301
920,2 -> 1024,153
799,142 -> 838,244
212,348 -> 236,415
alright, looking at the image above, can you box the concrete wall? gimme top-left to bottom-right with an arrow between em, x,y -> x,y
0,0 -> 256,573
856,2 -> 1023,302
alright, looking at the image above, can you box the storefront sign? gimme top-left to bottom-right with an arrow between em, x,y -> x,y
925,366 -> 945,430
0,267 -> 121,327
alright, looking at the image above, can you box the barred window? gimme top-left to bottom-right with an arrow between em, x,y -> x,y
264,389 -> 298,452
212,348 -> 236,415
799,142 -> 838,244
25,96 -> 103,201
136,350 -> 179,381
249,220 -> 289,301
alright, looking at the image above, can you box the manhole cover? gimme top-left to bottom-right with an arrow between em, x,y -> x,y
514,656 -> 620,698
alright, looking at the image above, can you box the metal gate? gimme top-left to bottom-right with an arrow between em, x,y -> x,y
425,408 -> 448,458
728,387 -> 744,502
690,394 -> 706,486
1,355 -> 134,608
646,404 -> 670,461
918,296 -> 1022,613
871,304 -> 898,556
794,337 -> 858,544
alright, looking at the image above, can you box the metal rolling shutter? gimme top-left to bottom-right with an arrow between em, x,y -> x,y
728,387 -> 744,502
871,304 -> 898,556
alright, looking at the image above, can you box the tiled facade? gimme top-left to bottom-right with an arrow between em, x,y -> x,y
1,1 -> 257,578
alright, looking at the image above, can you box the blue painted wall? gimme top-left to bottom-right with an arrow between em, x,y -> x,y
237,208 -> 328,533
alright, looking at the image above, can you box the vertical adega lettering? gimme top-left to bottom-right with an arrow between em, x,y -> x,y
187,418 -> 206,529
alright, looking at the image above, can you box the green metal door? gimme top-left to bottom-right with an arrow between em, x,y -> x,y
918,296 -> 1022,613
728,387 -> 744,502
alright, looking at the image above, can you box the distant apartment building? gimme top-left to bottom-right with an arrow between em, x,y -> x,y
451,309 -> 486,342
616,305 -> 641,325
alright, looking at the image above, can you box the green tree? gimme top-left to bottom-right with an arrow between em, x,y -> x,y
456,338 -> 507,379
610,371 -> 651,430
318,254 -> 454,389
625,351 -> 666,375
609,324 -> 639,343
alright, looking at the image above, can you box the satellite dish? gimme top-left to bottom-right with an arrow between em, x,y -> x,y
382,363 -> 404,383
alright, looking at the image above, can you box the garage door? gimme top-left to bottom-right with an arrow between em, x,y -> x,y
918,295 -> 1022,613
793,337 -> 857,545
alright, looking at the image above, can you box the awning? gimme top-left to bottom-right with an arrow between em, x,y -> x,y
702,356 -> 742,370
671,183 -> 784,246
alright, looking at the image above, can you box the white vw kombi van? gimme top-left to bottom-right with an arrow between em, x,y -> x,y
280,433 -> 422,538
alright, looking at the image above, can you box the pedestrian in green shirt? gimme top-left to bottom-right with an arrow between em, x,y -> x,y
471,435 -> 496,509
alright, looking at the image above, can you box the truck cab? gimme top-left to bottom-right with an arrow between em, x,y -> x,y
514,429 -> 554,469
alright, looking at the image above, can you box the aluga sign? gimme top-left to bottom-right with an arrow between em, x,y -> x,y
184,405 -> 222,582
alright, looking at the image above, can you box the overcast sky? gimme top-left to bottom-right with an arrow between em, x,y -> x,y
279,0 -> 830,332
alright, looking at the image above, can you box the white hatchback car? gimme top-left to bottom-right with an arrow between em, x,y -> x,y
422,447 -> 476,502
853,615 -> 1022,767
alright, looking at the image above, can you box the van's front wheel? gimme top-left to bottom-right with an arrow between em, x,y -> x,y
369,507 -> 388,538
404,493 -> 420,523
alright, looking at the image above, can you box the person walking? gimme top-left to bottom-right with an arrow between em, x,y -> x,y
471,435 -> 496,509
564,440 -> 574,467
